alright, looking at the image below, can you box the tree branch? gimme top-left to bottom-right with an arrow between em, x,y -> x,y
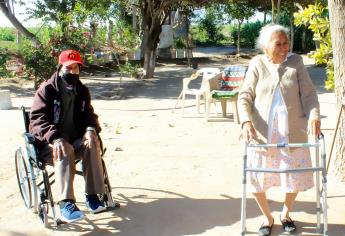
0,1 -> 40,47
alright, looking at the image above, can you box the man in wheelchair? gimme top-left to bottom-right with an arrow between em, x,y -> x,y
29,49 -> 107,223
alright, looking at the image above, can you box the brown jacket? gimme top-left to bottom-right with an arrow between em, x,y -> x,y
29,72 -> 101,149
238,54 -> 320,144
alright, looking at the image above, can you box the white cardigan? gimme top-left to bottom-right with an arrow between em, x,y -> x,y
238,53 -> 320,144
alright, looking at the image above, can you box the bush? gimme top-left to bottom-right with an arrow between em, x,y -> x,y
173,37 -> 185,49
0,28 -> 15,42
20,27 -> 92,87
192,6 -> 225,45
119,61 -> 140,78
0,48 -> 11,78
230,21 -> 264,48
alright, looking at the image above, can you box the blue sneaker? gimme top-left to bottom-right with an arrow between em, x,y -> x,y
59,201 -> 84,223
86,194 -> 107,214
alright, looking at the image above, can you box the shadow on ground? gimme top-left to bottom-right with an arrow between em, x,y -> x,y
45,188 -> 344,236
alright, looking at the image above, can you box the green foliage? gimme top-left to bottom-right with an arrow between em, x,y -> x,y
0,48 -> 11,78
294,3 -> 333,90
224,1 -> 255,24
119,61 -> 140,78
19,27 -> 92,86
194,6 -> 225,44
0,28 -> 15,41
173,37 -> 185,49
113,22 -> 140,52
230,21 -> 263,47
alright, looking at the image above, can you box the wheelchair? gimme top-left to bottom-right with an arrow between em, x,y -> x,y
15,106 -> 120,227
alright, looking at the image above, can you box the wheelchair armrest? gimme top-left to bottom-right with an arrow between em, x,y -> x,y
23,132 -> 35,144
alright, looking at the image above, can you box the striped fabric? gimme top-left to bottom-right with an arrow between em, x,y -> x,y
211,65 -> 248,99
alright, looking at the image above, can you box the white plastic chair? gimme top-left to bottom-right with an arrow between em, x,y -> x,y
205,65 -> 247,123
173,68 -> 221,115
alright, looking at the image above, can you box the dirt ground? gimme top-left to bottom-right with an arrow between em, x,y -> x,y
0,52 -> 345,236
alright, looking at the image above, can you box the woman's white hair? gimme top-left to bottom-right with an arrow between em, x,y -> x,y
257,24 -> 289,51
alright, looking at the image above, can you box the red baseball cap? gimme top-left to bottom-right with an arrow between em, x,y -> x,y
58,49 -> 83,66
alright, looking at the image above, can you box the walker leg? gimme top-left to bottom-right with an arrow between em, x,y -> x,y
241,184 -> 247,235
241,148 -> 248,235
315,143 -> 321,232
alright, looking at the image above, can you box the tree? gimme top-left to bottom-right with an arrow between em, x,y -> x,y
328,0 -> 345,181
224,0 -> 255,55
197,6 -> 224,44
137,0 -> 213,79
26,0 -> 78,34
0,0 -> 40,47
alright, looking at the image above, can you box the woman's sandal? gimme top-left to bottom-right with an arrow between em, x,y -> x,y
280,216 -> 297,234
258,218 -> 274,236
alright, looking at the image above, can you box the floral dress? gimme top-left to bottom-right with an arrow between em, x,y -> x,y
247,87 -> 314,193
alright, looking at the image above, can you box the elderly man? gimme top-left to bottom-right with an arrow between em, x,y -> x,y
29,49 -> 106,223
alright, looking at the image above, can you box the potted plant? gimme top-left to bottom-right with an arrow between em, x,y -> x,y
173,37 -> 185,58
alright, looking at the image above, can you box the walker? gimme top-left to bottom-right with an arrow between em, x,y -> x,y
241,135 -> 328,236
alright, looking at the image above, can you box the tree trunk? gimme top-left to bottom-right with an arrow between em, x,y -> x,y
106,19 -> 113,47
0,1 -> 40,47
302,27 -> 306,52
289,10 -> 294,52
237,21 -> 241,55
143,47 -> 156,78
328,0 -> 345,181
263,12 -> 267,24
139,0 -> 166,79
276,0 -> 281,23
271,0 -> 275,23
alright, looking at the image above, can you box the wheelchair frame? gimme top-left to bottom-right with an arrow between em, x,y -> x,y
240,135 -> 328,236
15,106 -> 120,227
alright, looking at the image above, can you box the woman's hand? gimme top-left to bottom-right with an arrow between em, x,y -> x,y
309,119 -> 321,137
241,121 -> 257,142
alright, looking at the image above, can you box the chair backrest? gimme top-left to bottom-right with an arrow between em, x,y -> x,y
21,106 -> 30,133
198,68 -> 221,80
219,65 -> 248,91
183,68 -> 221,91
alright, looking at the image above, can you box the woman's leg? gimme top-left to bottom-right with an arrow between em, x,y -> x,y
253,192 -> 274,225
281,192 -> 298,220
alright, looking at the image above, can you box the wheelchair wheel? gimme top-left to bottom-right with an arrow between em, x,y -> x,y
15,147 -> 32,209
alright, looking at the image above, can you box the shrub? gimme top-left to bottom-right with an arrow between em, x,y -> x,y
119,61 -> 140,78
20,27 -> 92,87
0,48 -> 11,78
230,21 -> 263,48
0,28 -> 15,42
173,37 -> 185,49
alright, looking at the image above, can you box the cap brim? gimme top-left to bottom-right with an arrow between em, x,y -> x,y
61,60 -> 83,66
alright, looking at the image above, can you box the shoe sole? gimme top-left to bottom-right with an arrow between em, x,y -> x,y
89,206 -> 107,214
59,214 -> 85,224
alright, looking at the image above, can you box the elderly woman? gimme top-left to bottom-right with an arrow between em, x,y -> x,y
238,24 -> 321,236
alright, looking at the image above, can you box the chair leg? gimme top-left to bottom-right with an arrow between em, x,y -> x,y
172,92 -> 182,113
182,93 -> 186,116
196,95 -> 200,113
221,99 -> 227,117
232,100 -> 240,124
202,94 -> 207,113
206,97 -> 212,121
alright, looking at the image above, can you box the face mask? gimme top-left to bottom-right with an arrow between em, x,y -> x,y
61,73 -> 79,86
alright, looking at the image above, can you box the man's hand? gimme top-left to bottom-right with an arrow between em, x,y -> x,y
52,139 -> 74,161
82,130 -> 101,152
241,121 -> 257,143
309,119 -> 321,137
